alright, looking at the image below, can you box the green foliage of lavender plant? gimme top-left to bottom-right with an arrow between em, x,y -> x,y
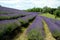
0,16 -> 10,20
3,23 -> 16,33
0,30 -> 3,38
6,22 -> 21,32
18,19 -> 27,24
52,30 -> 60,40
0,15 -> 20,20
27,29 -> 44,40
52,30 -> 60,37
0,11 -> 8,14
0,21 -> 21,37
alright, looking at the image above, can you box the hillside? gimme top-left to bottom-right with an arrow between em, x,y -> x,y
0,6 -> 60,40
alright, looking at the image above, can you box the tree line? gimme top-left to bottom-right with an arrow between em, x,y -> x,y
25,6 -> 60,18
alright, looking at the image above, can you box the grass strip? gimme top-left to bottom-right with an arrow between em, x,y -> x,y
42,20 -> 56,40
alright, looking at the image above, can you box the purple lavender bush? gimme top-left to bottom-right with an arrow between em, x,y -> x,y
0,20 -> 21,38
18,14 -> 37,24
26,16 -> 44,40
41,16 -> 60,40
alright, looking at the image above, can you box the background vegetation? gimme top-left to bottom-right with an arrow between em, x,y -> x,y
25,6 -> 60,19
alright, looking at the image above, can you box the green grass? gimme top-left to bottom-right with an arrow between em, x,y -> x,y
42,20 -> 56,40
56,17 -> 60,20
40,13 -> 60,20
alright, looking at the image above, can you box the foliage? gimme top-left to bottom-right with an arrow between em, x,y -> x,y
58,6 -> 60,10
25,6 -> 60,18
53,30 -> 60,40
27,29 -> 44,40
25,7 -> 42,12
42,6 -> 51,13
0,21 -> 21,38
0,11 -> 8,14
54,10 -> 60,18
0,16 -> 10,20
40,13 -> 55,19
0,15 -> 25,20
53,30 -> 60,37
18,19 -> 27,24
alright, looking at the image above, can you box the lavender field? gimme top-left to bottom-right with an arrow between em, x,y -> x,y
0,6 -> 60,40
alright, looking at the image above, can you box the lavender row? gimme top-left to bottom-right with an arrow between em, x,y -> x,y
26,16 -> 44,40
41,16 -> 60,40
0,12 -> 38,20
0,14 -> 37,38
0,12 -> 38,16
18,14 -> 37,24
0,6 -> 39,19
54,20 -> 60,28
0,13 -> 37,27
45,18 -> 60,29
0,19 -> 21,38
0,6 -> 26,14
0,13 -> 27,20
0,6 -> 39,15
0,14 -> 37,34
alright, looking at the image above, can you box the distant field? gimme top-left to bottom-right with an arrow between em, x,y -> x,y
40,13 -> 60,20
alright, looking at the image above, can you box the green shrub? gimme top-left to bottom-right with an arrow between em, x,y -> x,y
54,10 -> 60,18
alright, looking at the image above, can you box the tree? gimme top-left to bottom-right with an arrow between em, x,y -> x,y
50,8 -> 56,14
58,6 -> 60,10
54,10 -> 60,18
25,7 -> 42,12
42,6 -> 51,13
